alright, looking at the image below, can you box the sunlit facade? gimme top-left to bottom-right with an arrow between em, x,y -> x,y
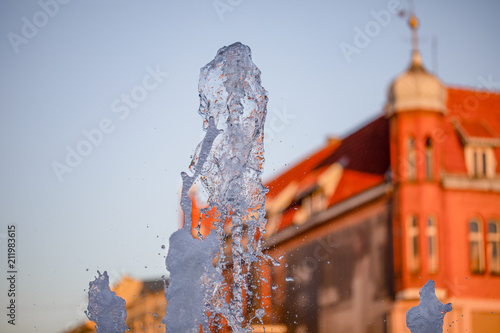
254,46 -> 500,333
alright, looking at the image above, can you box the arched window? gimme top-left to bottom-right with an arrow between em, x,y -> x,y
425,137 -> 433,181
488,220 -> 500,275
427,216 -> 438,273
408,137 -> 416,181
469,219 -> 485,274
408,215 -> 419,273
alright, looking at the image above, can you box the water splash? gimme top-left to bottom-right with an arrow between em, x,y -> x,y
85,271 -> 128,333
406,279 -> 452,333
162,118 -> 219,332
198,41 -> 271,331
164,42 -> 272,332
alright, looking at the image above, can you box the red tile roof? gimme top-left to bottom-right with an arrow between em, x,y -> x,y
328,170 -> 385,206
267,170 -> 385,233
459,120 -> 497,139
264,115 -> 390,234
443,88 -> 500,173
315,115 -> 390,175
265,141 -> 340,198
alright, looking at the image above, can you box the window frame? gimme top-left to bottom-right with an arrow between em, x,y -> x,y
407,137 -> 416,181
426,215 -> 439,274
466,145 -> 496,179
487,219 -> 500,275
425,137 -> 433,181
407,214 -> 420,273
469,218 -> 486,274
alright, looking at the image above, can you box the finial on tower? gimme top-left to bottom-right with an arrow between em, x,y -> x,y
408,7 -> 422,68
386,1 -> 446,117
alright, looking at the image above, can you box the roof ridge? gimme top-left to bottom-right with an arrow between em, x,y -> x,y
446,85 -> 500,96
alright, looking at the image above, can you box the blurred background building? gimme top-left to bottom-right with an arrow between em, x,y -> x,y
66,277 -> 166,333
254,14 -> 500,333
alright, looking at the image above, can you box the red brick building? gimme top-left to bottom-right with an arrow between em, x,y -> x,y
255,24 -> 500,333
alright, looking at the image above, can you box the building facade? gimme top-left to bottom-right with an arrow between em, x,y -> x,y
255,36 -> 500,333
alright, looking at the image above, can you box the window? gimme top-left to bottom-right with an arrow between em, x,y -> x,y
472,149 -> 487,178
302,195 -> 313,217
407,137 -> 416,181
408,215 -> 420,273
465,146 -> 496,179
293,189 -> 325,225
426,216 -> 438,273
469,220 -> 485,273
303,190 -> 326,217
488,220 -> 500,275
311,190 -> 326,214
425,137 -> 433,181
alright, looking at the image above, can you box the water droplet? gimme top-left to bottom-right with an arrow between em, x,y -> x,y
286,277 -> 294,282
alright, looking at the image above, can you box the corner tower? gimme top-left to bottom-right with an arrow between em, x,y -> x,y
386,13 -> 448,309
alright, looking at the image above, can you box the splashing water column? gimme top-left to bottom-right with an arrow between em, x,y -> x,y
164,42 -> 272,332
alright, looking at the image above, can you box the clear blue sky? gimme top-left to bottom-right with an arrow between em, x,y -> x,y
0,0 -> 499,332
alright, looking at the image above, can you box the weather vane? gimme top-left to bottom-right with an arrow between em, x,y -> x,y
397,0 -> 437,70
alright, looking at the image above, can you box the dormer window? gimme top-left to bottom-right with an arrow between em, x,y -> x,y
293,187 -> 326,225
301,194 -> 313,218
453,119 -> 498,179
301,189 -> 326,218
466,146 -> 495,179
311,190 -> 327,213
